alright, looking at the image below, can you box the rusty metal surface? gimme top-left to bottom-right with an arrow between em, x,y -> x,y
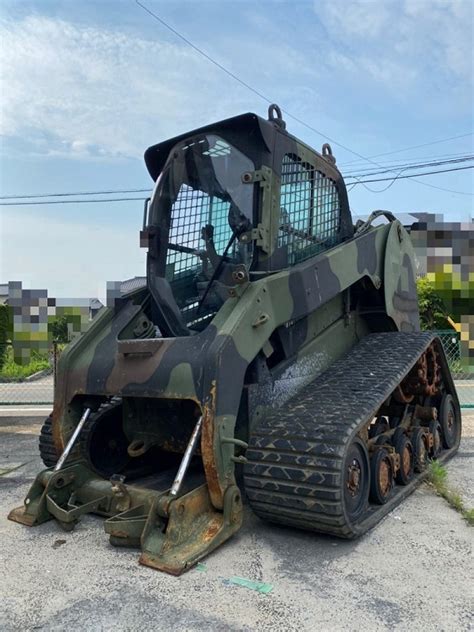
140,484 -> 242,575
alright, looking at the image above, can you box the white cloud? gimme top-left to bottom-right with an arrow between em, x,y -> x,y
0,14 -> 322,161
2,6 -> 470,167
0,15 -> 248,159
314,0 -> 473,95
318,1 -> 391,39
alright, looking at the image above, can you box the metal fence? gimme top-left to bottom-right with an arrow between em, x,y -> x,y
0,343 -> 58,406
0,332 -> 472,407
435,330 -> 473,409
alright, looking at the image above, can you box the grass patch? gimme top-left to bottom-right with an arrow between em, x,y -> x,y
427,460 -> 474,526
0,348 -> 50,381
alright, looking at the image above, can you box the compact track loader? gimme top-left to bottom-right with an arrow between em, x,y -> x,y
9,105 -> 462,574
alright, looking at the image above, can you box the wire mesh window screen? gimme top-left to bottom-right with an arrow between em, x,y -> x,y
165,185 -> 236,328
279,154 -> 340,264
165,185 -> 233,282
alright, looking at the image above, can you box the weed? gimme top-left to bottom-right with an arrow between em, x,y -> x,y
427,460 -> 473,527
462,508 -> 474,526
428,460 -> 447,487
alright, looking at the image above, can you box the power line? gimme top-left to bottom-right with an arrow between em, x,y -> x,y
0,188 -> 151,201
1,155 -> 471,203
134,0 -> 379,162
133,1 -> 472,197
342,150 -> 474,169
345,151 -> 473,170
2,164 -> 472,206
345,155 -> 474,179
348,165 -> 474,188
341,150 -> 473,169
0,197 -> 147,206
340,132 -> 474,167
4,4 -> 466,203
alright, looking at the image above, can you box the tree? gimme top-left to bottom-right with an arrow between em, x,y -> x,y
49,315 -> 70,344
417,277 -> 448,330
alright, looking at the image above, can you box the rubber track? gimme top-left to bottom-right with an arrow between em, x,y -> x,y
79,398 -> 123,476
38,398 -> 123,470
244,331 -> 458,538
39,414 -> 58,467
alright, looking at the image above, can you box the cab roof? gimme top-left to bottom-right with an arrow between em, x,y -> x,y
144,112 -> 275,181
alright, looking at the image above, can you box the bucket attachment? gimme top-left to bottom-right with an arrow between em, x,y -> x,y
8,463 -> 102,530
139,483 -> 242,575
8,463 -> 242,574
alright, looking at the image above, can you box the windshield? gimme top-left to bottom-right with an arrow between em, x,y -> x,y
149,134 -> 255,282
147,134 -> 255,330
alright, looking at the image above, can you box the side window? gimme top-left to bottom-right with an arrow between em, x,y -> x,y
279,154 -> 340,264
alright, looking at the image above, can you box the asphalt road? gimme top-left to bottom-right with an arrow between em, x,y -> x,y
1,409 -> 473,631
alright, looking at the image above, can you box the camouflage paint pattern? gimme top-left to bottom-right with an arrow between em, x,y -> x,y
11,107 -> 420,571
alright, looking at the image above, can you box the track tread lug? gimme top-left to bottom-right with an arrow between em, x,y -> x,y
244,332 -> 460,538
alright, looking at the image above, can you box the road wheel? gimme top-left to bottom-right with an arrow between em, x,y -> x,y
428,420 -> 442,458
412,427 -> 428,472
369,448 -> 394,504
392,426 -> 405,446
394,434 -> 414,485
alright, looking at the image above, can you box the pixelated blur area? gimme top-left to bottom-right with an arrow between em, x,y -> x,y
461,315 -> 474,369
411,215 -> 474,373
7,281 -> 92,365
106,281 -> 123,309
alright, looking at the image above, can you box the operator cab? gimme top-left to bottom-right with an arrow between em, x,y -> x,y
142,106 -> 353,337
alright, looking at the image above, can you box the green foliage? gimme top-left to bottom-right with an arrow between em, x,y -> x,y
417,277 -> 448,330
0,305 -> 12,371
427,267 -> 474,322
0,347 -> 50,381
427,459 -> 447,487
427,460 -> 473,526
49,315 -> 70,344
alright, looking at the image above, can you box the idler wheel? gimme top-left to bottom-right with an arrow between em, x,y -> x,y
394,434 -> 414,486
439,394 -> 461,449
343,438 -> 370,522
369,448 -> 394,504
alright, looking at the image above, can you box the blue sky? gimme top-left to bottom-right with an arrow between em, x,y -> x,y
1,0 -> 473,299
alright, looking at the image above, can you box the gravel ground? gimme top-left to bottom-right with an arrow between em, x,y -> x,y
0,409 -> 472,632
